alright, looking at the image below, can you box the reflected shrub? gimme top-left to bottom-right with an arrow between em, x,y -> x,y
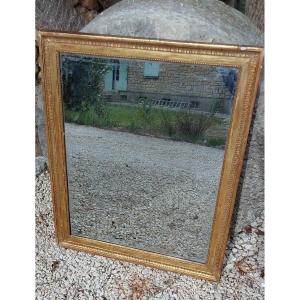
95,99 -> 109,119
137,96 -> 153,124
64,102 -> 117,128
160,110 -> 175,136
176,111 -> 217,139
127,119 -> 142,133
206,137 -> 226,148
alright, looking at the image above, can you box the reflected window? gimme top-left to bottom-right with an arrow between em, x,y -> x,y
144,61 -> 160,78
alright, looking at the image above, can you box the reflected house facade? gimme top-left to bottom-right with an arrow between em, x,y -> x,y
103,60 -> 237,115
60,54 -> 237,116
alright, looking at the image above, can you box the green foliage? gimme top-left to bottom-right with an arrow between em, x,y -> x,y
160,110 -> 176,136
78,104 -> 97,125
64,102 -> 117,128
137,96 -> 153,123
64,103 -> 225,148
206,137 -> 226,147
127,119 -> 142,133
209,98 -> 224,116
61,55 -> 108,112
176,111 -> 217,138
95,99 -> 109,119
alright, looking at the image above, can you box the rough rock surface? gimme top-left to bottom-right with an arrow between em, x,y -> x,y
80,0 -> 264,232
35,85 -> 48,158
35,156 -> 48,177
81,0 -> 263,46
36,171 -> 265,299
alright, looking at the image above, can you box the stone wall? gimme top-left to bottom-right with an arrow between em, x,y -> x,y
128,62 -> 231,98
105,61 -> 234,114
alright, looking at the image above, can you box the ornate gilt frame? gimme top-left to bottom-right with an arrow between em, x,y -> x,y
38,31 -> 263,282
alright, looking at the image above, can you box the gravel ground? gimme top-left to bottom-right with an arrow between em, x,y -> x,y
36,171 -> 265,299
65,123 -> 224,263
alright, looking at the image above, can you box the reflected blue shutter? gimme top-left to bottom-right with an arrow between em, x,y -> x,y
118,61 -> 128,91
104,65 -> 113,91
144,61 -> 160,77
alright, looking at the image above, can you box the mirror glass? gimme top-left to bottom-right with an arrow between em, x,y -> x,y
60,54 -> 238,263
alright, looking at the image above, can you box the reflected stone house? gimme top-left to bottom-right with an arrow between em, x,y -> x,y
60,54 -> 237,116
103,60 -> 237,115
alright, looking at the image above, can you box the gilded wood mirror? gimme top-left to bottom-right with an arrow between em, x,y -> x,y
39,31 -> 263,281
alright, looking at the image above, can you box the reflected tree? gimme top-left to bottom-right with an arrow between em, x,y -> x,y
61,55 -> 109,113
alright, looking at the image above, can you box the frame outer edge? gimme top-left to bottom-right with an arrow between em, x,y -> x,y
38,31 -> 264,282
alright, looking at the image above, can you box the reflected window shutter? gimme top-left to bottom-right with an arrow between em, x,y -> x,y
118,62 -> 128,91
104,65 -> 113,91
144,61 -> 160,77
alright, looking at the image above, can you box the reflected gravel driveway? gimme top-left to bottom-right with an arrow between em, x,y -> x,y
65,123 -> 224,262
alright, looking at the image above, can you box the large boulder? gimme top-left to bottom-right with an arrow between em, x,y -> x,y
81,0 -> 264,231
81,0 -> 263,46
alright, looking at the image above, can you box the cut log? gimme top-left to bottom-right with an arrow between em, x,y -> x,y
77,0 -> 100,11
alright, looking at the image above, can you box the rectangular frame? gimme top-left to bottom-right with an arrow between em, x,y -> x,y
39,31 -> 263,281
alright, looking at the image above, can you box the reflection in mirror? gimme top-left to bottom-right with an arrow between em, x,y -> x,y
60,54 -> 238,263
